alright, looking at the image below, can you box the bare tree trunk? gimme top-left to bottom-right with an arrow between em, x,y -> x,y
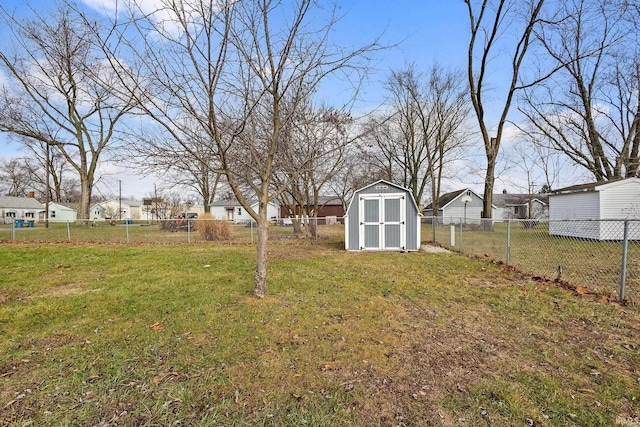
254,213 -> 268,298
292,218 -> 303,235
465,0 -> 546,223
78,175 -> 91,222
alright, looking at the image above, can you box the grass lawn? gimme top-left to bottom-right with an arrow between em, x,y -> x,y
1,235 -> 639,426
430,222 -> 640,304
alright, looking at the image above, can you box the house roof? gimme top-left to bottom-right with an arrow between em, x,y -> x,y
492,193 -> 549,208
0,196 -> 45,209
210,198 -> 245,207
97,198 -> 143,207
426,188 -> 491,210
48,201 -> 78,210
210,198 -> 278,208
279,195 -> 342,207
551,177 -> 640,194
317,195 -> 342,206
437,189 -> 469,208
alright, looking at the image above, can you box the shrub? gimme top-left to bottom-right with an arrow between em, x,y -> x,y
197,214 -> 234,241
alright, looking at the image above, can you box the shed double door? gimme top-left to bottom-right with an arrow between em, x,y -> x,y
359,194 -> 405,250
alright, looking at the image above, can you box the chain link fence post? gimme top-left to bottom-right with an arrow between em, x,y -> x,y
619,219 -> 629,301
459,218 -> 463,252
506,220 -> 511,267
432,216 -> 436,242
67,221 -> 71,242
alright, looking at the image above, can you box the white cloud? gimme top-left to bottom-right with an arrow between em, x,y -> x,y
80,0 -> 229,38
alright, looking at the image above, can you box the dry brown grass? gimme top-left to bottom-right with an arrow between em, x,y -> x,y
196,214 -> 234,241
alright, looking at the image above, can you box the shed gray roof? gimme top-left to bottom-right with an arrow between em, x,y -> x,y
0,196 -> 45,209
348,179 -> 422,214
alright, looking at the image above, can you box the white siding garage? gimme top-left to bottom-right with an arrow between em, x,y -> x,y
549,177 -> 640,240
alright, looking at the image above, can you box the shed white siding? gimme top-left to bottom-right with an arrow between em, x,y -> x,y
549,192 -> 600,220
599,179 -> 640,219
549,178 -> 640,240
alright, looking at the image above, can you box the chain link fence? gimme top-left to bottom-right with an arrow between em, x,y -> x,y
2,216 -> 638,305
0,217 -> 343,246
426,218 -> 640,305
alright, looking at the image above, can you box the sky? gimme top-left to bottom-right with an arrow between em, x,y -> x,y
0,0 -> 587,201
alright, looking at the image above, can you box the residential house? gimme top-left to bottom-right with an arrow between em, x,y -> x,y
89,203 -> 107,222
278,195 -> 345,224
492,191 -> 549,220
0,195 -> 45,224
90,199 -> 143,221
424,188 -> 493,224
45,202 -> 78,223
209,198 -> 281,223
549,177 -> 640,240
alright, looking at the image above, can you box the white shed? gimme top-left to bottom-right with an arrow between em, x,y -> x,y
549,177 -> 640,240
344,180 -> 421,251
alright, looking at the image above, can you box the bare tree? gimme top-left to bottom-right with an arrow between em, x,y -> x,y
275,105 -> 354,237
508,139 -> 569,193
96,0 -> 380,297
328,141 -> 384,210
0,4 -> 135,221
464,0 -> 547,222
364,63 -> 471,209
0,158 -> 30,196
19,142 -> 80,202
131,129 -> 223,213
519,0 -> 637,181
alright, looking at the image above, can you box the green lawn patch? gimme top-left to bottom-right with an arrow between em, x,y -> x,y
1,240 -> 639,426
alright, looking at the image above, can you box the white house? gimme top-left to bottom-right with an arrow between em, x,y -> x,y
89,203 -> 107,221
209,198 -> 281,223
90,199 -> 143,221
46,202 -> 78,223
0,196 -> 45,224
425,189 -> 495,224
549,177 -> 640,240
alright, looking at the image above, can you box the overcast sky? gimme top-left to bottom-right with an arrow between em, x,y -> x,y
0,0 -> 587,200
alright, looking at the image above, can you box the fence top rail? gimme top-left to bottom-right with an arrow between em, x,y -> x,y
423,216 -> 639,223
